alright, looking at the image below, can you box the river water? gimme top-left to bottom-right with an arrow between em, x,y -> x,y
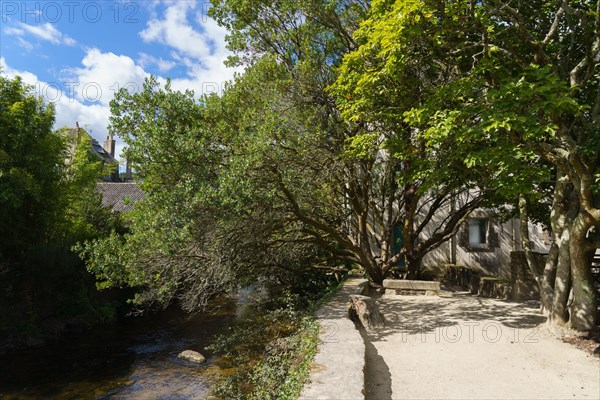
0,295 -> 252,399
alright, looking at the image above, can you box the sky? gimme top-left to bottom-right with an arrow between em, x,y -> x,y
0,0 -> 243,162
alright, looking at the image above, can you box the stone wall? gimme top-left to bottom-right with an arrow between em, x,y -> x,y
440,265 -> 480,294
510,251 -> 542,300
300,279 -> 368,400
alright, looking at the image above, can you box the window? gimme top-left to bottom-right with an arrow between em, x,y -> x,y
468,218 -> 488,245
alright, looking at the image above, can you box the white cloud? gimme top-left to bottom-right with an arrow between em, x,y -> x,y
139,0 -> 243,96
4,22 -> 76,46
0,57 -> 39,85
65,48 -> 150,106
63,37 -> 77,46
140,1 -> 212,61
3,26 -> 24,36
16,37 -> 34,52
138,52 -> 176,73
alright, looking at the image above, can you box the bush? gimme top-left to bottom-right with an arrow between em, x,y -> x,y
207,290 -> 326,400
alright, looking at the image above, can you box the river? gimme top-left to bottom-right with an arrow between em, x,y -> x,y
0,293 -> 257,399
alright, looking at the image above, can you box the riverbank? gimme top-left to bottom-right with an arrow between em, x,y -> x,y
0,301 -> 238,399
208,288 -> 331,399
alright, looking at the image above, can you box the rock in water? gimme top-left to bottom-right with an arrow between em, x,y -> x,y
178,350 -> 206,364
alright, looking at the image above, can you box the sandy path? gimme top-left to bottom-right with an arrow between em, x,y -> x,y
364,294 -> 600,400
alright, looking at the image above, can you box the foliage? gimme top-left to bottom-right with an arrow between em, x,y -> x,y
210,0 -> 494,282
0,75 -> 59,254
208,289 -> 327,400
0,74 -> 122,345
0,75 -> 118,252
79,0 -> 357,311
76,0 -> 600,332
414,0 -> 599,331
334,0 -> 599,330
78,78 -> 230,310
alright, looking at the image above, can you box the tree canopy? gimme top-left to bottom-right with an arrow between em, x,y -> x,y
334,0 -> 599,330
79,0 -> 599,332
0,74 -> 121,341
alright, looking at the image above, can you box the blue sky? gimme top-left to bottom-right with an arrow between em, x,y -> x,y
1,0 -> 241,161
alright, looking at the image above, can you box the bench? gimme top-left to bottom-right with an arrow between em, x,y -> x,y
382,279 -> 441,296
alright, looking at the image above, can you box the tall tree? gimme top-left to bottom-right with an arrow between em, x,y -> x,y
0,74 -> 119,340
0,75 -> 59,256
81,73 -> 335,311
339,0 -> 599,330
210,0 -> 488,283
437,1 -> 598,332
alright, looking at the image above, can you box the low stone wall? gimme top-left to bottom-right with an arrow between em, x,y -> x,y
478,277 -> 511,300
300,278 -> 368,400
441,265 -> 509,299
510,251 -> 541,300
382,279 -> 441,296
440,264 -> 481,294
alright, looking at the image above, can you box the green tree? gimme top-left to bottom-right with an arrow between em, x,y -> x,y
331,0 -> 506,279
79,77 -> 228,311
0,75 -> 119,341
0,75 -> 59,256
337,0 -> 599,331
80,68 -> 337,311
210,0 -> 495,283
430,1 -> 598,332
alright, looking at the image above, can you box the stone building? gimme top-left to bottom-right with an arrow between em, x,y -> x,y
67,122 -> 144,212
66,122 -> 120,182
409,194 -> 554,299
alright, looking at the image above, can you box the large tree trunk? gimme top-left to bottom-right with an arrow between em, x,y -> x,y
369,267 -> 385,286
361,252 -> 385,285
548,172 -> 577,327
403,181 -> 418,279
551,232 -> 571,325
569,215 -> 598,331
405,252 -> 421,280
540,242 -> 558,314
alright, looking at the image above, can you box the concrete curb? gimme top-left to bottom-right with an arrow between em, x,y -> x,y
300,278 -> 368,400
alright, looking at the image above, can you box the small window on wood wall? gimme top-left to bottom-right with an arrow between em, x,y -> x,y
459,215 -> 498,252
468,218 -> 488,246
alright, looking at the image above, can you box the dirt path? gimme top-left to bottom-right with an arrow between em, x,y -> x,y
364,294 -> 600,400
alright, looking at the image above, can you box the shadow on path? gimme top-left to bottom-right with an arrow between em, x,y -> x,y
358,293 -> 600,400
360,328 -> 392,400
367,293 -> 546,341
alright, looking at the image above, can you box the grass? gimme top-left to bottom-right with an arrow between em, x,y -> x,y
207,279 -> 346,399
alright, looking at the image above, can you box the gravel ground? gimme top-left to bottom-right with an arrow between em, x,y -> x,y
364,294 -> 600,400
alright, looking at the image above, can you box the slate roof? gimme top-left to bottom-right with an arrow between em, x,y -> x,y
66,127 -> 118,164
90,137 -> 118,164
96,182 -> 146,212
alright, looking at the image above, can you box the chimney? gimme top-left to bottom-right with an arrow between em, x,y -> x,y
103,133 -> 115,158
74,121 -> 82,140
125,158 -> 133,181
